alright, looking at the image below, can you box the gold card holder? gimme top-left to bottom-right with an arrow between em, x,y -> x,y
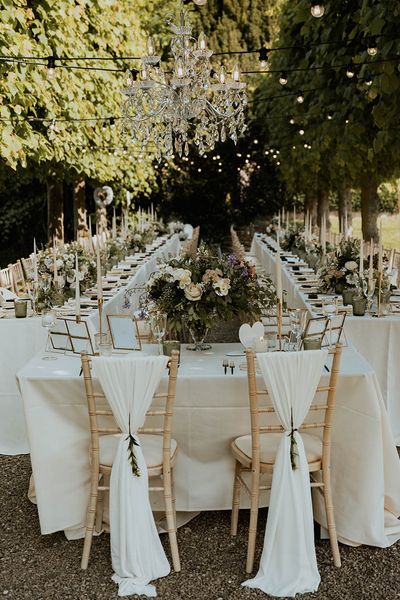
50,317 -> 95,355
106,314 -> 142,351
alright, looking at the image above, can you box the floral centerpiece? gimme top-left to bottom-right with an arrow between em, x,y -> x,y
30,242 -> 97,310
146,245 -> 276,348
317,238 -> 363,293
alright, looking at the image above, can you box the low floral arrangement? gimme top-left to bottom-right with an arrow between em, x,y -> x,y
146,245 -> 276,340
280,223 -> 333,269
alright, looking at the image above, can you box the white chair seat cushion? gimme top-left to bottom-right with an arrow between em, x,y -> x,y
99,434 -> 177,468
234,432 -> 322,464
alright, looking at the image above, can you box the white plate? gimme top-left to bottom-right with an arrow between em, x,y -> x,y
225,350 -> 245,356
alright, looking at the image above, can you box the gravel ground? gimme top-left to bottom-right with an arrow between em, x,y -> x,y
1,455 -> 400,600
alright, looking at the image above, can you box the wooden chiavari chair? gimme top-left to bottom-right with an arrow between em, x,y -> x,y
9,261 -> 27,295
80,351 -> 180,572
230,344 -> 342,573
0,266 -> 13,291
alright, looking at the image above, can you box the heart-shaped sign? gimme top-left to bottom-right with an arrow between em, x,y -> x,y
239,321 -> 264,348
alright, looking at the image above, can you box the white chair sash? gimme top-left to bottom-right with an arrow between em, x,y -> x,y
243,349 -> 328,598
95,355 -> 169,598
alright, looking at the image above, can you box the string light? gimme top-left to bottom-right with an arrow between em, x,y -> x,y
365,72 -> 373,86
299,129 -> 305,135
327,113 -> 333,120
367,38 -> 378,56
279,71 -> 288,85
289,118 -> 295,124
259,47 -> 269,69
296,91 -> 304,103
346,66 -> 355,79
311,1 -> 325,18
47,55 -> 56,78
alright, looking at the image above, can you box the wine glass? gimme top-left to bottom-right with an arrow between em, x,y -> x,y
41,310 -> 57,360
288,308 -> 308,350
150,312 -> 167,355
29,280 -> 39,316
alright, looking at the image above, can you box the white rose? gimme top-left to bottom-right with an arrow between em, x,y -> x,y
344,261 -> 358,271
213,277 -> 231,297
173,268 -> 192,289
184,283 -> 203,301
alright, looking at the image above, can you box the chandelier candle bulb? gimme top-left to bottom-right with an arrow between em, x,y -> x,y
198,32 -> 207,51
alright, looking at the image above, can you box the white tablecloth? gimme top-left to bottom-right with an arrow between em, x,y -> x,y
0,316 -> 46,455
17,343 -> 400,548
251,234 -> 400,444
0,235 -> 180,456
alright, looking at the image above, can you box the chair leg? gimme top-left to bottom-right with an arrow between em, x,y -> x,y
231,460 -> 242,536
246,466 -> 260,574
81,483 -> 99,570
171,469 -> 177,530
322,467 -> 341,567
163,468 -> 181,572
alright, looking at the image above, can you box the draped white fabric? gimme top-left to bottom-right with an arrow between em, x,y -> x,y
95,355 -> 169,598
243,349 -> 328,598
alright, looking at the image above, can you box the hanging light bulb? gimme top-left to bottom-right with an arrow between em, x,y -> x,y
346,66 -> 355,79
279,71 -> 288,86
296,91 -> 304,103
365,73 -> 373,87
367,38 -> 378,56
311,1 -> 325,18
219,66 -> 226,84
232,63 -> 241,82
198,32 -> 207,51
47,55 -> 56,79
292,145 -> 296,150
141,65 -> 148,80
327,113 -> 333,120
289,117 -> 295,124
110,117 -> 116,128
258,47 -> 268,69
299,129 -> 305,136
193,0 -> 207,5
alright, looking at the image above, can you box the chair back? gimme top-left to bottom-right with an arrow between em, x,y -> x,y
81,351 -> 179,470
9,261 -> 27,294
0,266 -> 13,291
246,344 -> 342,467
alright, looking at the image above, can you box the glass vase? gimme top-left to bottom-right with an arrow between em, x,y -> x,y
352,297 -> 367,317
187,323 -> 211,351
342,288 -> 356,306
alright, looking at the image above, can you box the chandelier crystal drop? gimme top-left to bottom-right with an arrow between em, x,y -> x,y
120,3 -> 247,159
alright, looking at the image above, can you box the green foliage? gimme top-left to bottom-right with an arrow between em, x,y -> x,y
253,0 -> 400,199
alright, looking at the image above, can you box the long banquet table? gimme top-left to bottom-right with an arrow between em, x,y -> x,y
0,317 -> 46,454
17,343 -> 400,548
0,234 -> 180,456
251,233 -> 400,444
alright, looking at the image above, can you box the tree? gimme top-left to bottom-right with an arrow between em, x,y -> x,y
252,0 -> 400,240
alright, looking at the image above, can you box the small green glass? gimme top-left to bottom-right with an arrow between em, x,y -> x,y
303,337 -> 322,350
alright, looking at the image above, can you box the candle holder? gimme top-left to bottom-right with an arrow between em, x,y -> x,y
14,299 -> 28,318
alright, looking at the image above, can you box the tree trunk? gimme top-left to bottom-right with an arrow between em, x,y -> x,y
317,189 -> 330,228
47,181 -> 64,243
73,179 -> 86,238
360,174 -> 379,242
304,193 -> 317,225
338,182 -> 352,233
96,206 -> 107,235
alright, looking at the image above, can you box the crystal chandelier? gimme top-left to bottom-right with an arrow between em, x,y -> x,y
120,2 -> 247,159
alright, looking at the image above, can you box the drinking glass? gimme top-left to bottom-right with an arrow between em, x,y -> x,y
41,310 -> 57,360
322,300 -> 337,348
150,312 -> 167,355
288,308 -> 308,350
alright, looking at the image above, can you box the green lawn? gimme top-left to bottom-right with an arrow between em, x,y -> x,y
329,212 -> 400,249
